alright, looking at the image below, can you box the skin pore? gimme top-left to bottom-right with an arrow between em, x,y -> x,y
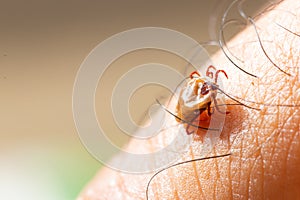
78,0 -> 300,199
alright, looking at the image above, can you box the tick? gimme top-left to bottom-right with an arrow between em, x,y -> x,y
175,65 -> 228,135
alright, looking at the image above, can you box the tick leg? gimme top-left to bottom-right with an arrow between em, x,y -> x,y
215,70 -> 228,83
185,109 -> 205,135
207,102 -> 213,116
190,71 -> 201,79
213,95 -> 230,114
186,119 -> 197,135
186,126 -> 194,135
206,65 -> 216,79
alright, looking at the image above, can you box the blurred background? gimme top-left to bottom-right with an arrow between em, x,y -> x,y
0,0 -> 269,199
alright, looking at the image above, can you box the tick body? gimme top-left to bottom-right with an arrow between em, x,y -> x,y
175,65 -> 228,136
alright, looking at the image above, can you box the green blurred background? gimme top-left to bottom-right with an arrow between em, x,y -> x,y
0,0 -> 268,199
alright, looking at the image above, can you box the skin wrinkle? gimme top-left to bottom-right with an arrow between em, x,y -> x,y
227,146 -> 233,200
282,129 -> 292,199
260,152 -> 265,200
267,144 -> 284,198
209,149 -> 217,200
189,147 -> 205,199
229,113 -> 245,199
212,151 -> 218,199
249,156 -> 261,199
244,139 -> 251,199
285,109 -> 299,156
155,129 -> 173,200
248,156 -> 262,199
165,150 -> 178,199
217,149 -> 231,200
286,140 -> 300,199
247,120 -> 262,199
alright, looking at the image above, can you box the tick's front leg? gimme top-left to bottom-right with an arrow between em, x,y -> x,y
206,65 -> 217,79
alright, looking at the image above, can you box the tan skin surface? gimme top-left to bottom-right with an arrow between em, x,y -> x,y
78,0 -> 300,199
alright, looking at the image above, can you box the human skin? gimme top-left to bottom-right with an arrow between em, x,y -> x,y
78,0 -> 300,199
